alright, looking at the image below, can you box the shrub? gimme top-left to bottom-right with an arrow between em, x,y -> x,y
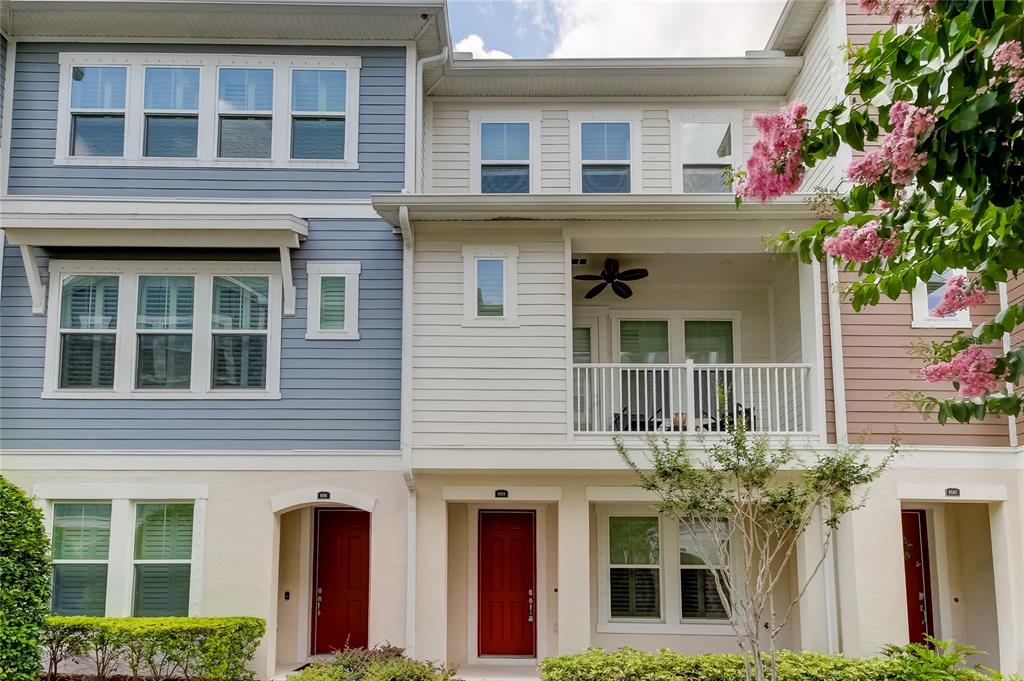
45,616 -> 266,681
0,475 -> 52,681
289,645 -> 456,681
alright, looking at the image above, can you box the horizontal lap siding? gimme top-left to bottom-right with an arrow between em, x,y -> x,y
0,218 -> 403,450
789,4 -> 840,190
6,42 -> 406,198
413,229 -> 568,445
1008,275 -> 1024,442
837,272 -> 1008,446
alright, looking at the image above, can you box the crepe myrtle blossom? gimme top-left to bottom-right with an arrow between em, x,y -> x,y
931,274 -> 988,317
823,221 -> 900,263
859,0 -> 936,24
993,40 -> 1024,100
848,101 -> 937,186
921,345 -> 1000,398
736,102 -> 808,202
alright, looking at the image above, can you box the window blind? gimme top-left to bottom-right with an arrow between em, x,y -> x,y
133,503 -> 193,617
51,503 -> 111,616
319,276 -> 347,330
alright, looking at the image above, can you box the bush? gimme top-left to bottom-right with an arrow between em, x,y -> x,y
0,475 -> 52,681
45,616 -> 266,681
539,644 -> 1018,681
289,645 -> 457,681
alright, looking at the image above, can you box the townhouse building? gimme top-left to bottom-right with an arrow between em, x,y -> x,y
1,0 -> 1023,680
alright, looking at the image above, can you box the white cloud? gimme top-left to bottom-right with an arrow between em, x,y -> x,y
454,33 -> 515,59
547,0 -> 788,58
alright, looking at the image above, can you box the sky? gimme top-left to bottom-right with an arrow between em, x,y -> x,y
447,0 -> 790,60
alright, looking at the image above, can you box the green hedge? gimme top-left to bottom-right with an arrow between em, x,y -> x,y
289,644 -> 456,681
44,616 -> 265,681
539,646 -> 1017,681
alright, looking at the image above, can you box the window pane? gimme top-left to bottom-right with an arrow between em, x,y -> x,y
71,114 -> 124,156
52,503 -> 111,560
145,115 -> 199,158
133,564 -> 190,617
218,68 -> 273,111
581,122 -> 629,160
481,122 -> 529,161
619,321 -> 668,364
53,564 -> 108,616
582,165 -> 630,193
291,117 -> 345,159
573,327 -> 592,364
319,276 -> 347,330
136,335 -> 193,389
679,519 -> 727,567
61,276 -> 119,329
70,66 -> 126,109
481,165 -> 529,194
212,276 -> 269,330
137,276 -> 194,330
476,259 -> 504,317
682,165 -> 732,193
60,334 -> 116,389
609,516 -> 659,565
927,270 -> 957,318
684,321 -> 734,364
135,503 -> 194,560
680,121 -> 732,161
144,67 -> 199,110
681,568 -> 729,619
292,69 -> 346,112
211,335 -> 268,389
218,116 -> 272,158
610,568 -> 660,618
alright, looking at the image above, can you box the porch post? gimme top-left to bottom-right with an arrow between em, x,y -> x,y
557,485 -> 591,655
988,500 -> 1024,672
415,487 -> 448,662
795,507 -> 832,653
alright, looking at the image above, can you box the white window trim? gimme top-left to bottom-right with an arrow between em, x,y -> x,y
669,108 -> 744,194
569,111 -> 642,194
912,269 -> 972,328
42,260 -> 283,399
468,110 -> 542,194
55,52 -> 360,169
608,310 -> 744,364
305,261 -> 361,340
595,504 -> 735,636
462,245 -> 519,327
37,483 -> 207,618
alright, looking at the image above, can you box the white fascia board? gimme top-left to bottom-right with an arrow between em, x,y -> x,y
0,196 -> 379,220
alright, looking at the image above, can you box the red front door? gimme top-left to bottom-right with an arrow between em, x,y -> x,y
901,509 -> 935,644
312,509 -> 370,653
478,511 -> 536,657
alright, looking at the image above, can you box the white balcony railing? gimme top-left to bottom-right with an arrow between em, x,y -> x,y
572,361 -> 812,435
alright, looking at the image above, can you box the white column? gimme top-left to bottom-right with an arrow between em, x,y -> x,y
557,486 -> 591,655
989,500 -> 1023,673
415,488 -> 448,662
794,508 -> 830,653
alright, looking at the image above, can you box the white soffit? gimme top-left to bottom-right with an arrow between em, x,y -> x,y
764,0 -> 829,56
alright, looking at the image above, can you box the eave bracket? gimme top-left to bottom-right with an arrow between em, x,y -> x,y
20,245 -> 47,315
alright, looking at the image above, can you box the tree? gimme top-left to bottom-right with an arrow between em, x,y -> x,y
617,426 -> 890,681
735,0 -> 1024,425
0,475 -> 52,681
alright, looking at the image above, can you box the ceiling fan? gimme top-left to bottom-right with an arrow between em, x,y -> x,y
574,258 -> 649,299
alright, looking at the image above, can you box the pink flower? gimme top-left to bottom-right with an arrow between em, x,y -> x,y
848,152 -> 886,184
859,0 -> 936,23
847,102 -> 936,186
920,346 -> 999,398
879,232 -> 901,258
737,102 -> 808,202
931,274 -> 988,317
993,41 -> 1024,101
823,221 -> 899,263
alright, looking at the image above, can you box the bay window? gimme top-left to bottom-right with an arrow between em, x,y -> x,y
44,262 -> 281,399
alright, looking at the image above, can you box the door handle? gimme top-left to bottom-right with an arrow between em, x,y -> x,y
528,589 -> 534,623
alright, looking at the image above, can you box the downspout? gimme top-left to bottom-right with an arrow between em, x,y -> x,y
825,257 -> 847,654
398,205 -> 417,657
415,48 -> 448,193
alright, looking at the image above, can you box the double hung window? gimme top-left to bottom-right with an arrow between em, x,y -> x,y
480,122 -> 531,193
581,122 -> 632,193
912,269 -> 972,328
69,66 -> 127,157
291,69 -> 348,160
51,503 -> 112,616
144,67 -> 200,157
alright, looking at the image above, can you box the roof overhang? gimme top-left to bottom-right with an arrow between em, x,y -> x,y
371,193 -> 821,227
765,0 -> 828,56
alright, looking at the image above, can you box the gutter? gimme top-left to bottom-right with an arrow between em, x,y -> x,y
398,205 -> 417,656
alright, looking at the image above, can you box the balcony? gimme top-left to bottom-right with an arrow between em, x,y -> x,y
572,361 -> 812,435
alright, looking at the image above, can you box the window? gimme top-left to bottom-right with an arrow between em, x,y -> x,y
133,503 -> 194,617
44,262 -> 281,399
573,327 -> 594,364
480,123 -> 530,193
581,122 -> 631,193
51,503 -> 111,615
143,67 -> 199,157
679,520 -> 729,620
619,321 -> 669,364
675,114 -> 740,193
306,262 -> 361,340
912,269 -> 972,328
69,66 -> 127,157
462,246 -> 519,326
608,516 -> 661,619
684,320 -> 734,363
57,53 -> 360,167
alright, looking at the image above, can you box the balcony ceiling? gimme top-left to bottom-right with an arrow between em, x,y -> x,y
572,252 -> 793,287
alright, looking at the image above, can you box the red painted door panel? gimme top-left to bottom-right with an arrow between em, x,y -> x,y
313,509 -> 370,653
478,511 -> 536,657
901,509 -> 935,644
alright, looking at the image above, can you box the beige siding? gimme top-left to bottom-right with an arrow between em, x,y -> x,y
412,226 -> 569,446
541,109 -> 571,192
428,103 -> 471,193
1007,275 -> 1024,442
773,263 -> 803,363
641,110 -> 671,192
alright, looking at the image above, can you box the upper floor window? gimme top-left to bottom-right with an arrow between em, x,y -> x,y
581,122 -> 631,193
44,261 -> 282,399
306,262 -> 361,340
912,269 -> 972,328
671,110 -> 742,193
56,53 -> 360,168
462,245 -> 519,327
470,111 -> 540,194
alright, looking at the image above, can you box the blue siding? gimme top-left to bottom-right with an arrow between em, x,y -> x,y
0,219 -> 402,450
7,42 -> 406,198
1,35 -> 6,153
